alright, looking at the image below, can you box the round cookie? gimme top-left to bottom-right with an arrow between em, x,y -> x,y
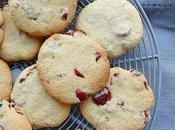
37,30 -> 110,104
0,59 -> 12,100
0,6 -> 42,62
80,67 -> 154,130
0,100 -> 32,130
0,9 -> 4,46
11,65 -> 71,129
76,0 -> 143,59
9,0 -> 77,37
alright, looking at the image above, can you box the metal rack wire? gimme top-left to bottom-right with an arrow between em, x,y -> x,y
0,0 -> 161,130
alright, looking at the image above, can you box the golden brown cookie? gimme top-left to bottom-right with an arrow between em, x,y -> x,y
11,65 -> 71,129
37,30 -> 110,104
0,100 -> 32,130
0,59 -> 12,100
9,0 -> 77,37
0,6 -> 42,62
77,0 -> 143,58
80,67 -> 154,130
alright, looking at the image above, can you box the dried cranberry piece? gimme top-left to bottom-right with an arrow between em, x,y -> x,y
74,69 -> 85,78
144,81 -> 149,90
114,73 -> 119,77
8,100 -> 15,108
144,111 -> 149,118
16,111 -> 23,115
19,78 -> 26,83
76,89 -> 88,101
95,52 -> 102,62
62,13 -> 68,20
93,87 -> 112,105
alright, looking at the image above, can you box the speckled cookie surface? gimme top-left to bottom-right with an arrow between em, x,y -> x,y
0,9 -> 4,46
37,31 -> 110,104
11,65 -> 71,129
80,67 -> 154,130
0,59 -> 12,100
0,6 -> 42,62
9,0 -> 77,37
0,100 -> 32,130
76,0 -> 143,59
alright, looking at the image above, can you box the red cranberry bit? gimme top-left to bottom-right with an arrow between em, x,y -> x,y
8,100 -> 15,108
19,78 -> 26,83
114,73 -> 119,77
95,52 -> 102,62
144,111 -> 149,118
144,81 -> 149,90
76,89 -> 88,101
62,13 -> 68,20
16,111 -> 23,115
74,69 -> 85,78
10,103 -> 15,108
93,87 -> 112,105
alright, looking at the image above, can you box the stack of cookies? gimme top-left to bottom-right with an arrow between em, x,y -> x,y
0,0 -> 154,130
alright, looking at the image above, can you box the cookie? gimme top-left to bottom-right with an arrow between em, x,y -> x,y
0,9 -> 4,46
0,6 -> 42,62
0,100 -> 32,130
0,59 -> 12,100
9,0 -> 77,37
11,65 -> 71,129
80,67 -> 154,130
76,0 -> 143,59
37,30 -> 110,104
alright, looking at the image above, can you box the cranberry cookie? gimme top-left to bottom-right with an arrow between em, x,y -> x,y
80,67 -> 154,130
11,65 -> 71,129
9,0 -> 77,37
37,30 -> 110,104
0,59 -> 12,100
0,6 -> 42,62
0,9 -> 4,45
76,0 -> 143,59
0,100 -> 32,130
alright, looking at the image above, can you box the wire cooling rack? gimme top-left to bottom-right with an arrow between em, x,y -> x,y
0,0 -> 161,130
